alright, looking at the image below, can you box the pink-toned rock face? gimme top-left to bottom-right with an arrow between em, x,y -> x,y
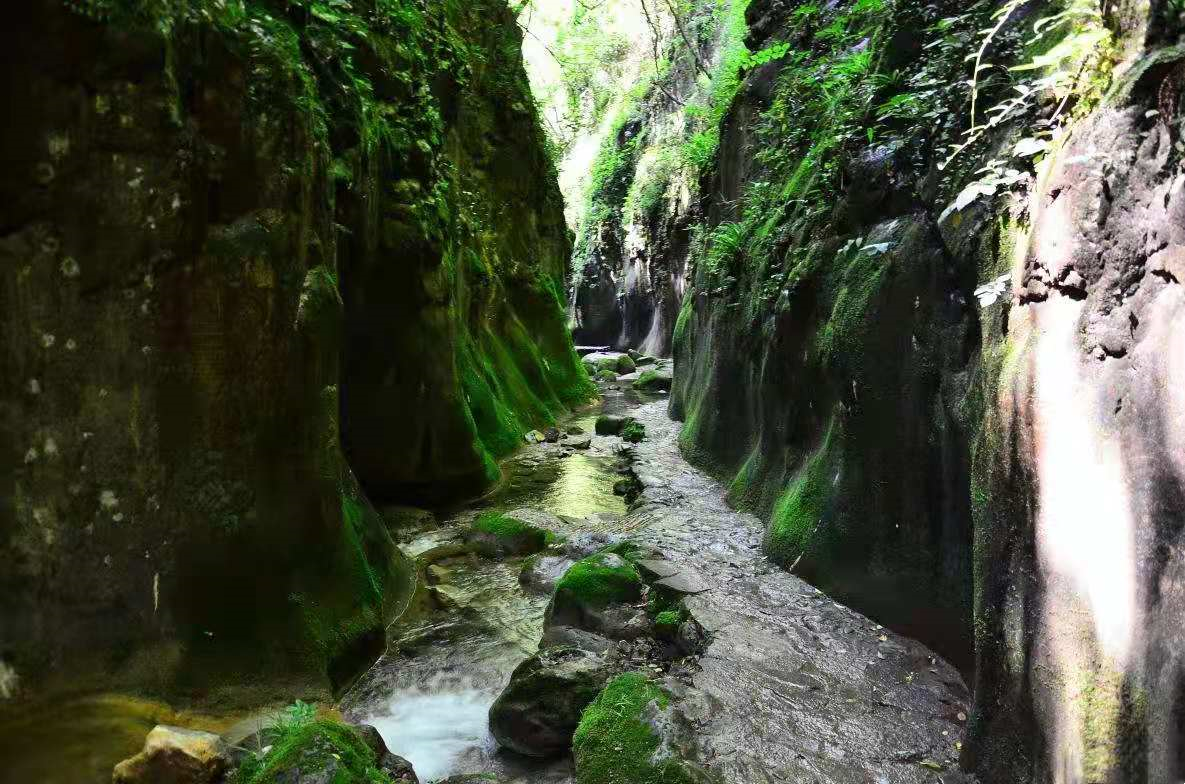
979,74 -> 1185,782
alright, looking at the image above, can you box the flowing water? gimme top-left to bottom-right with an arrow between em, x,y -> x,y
340,378 -> 660,783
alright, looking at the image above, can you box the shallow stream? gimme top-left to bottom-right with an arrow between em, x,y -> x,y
339,379 -> 658,783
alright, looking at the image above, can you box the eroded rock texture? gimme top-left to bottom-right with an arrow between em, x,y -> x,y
662,0 -> 1185,780
970,46 -> 1185,783
568,2 -> 731,356
0,0 -> 586,697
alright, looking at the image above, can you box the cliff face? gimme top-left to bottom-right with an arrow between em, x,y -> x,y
970,34 -> 1185,782
567,0 -> 748,355
643,0 -> 1184,779
0,0 -> 587,699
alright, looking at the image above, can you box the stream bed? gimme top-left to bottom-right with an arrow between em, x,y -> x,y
345,357 -> 974,783
340,376 -> 652,783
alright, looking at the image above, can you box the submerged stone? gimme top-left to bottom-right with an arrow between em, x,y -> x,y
564,434 -> 593,450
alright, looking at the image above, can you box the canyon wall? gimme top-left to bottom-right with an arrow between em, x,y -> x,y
635,0 -> 1184,780
563,0 -> 747,354
0,0 -> 587,700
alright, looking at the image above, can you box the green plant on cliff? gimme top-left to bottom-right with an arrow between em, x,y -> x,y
691,0 -> 894,303
555,4 -> 633,134
681,0 -> 753,170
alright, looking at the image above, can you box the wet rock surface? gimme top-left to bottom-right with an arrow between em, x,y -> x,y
488,646 -> 615,758
625,402 -> 973,784
340,382 -> 969,784
354,724 -> 419,783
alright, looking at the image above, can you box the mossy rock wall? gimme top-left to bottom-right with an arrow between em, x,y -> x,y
568,0 -> 735,356
671,0 -> 984,672
664,0 -> 1183,780
0,0 -> 586,698
339,0 -> 592,505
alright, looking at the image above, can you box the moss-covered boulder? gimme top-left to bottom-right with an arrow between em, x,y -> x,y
488,646 -> 614,758
653,609 -> 684,640
620,421 -> 646,443
233,716 -> 416,784
632,369 -> 672,393
554,552 -> 644,609
594,415 -> 628,435
467,510 -> 556,559
546,551 -> 650,642
572,674 -> 711,784
584,352 -> 635,375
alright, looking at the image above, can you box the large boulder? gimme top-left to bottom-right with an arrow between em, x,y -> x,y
112,726 -> 231,784
632,368 -> 672,393
234,719 -> 413,784
466,509 -> 557,558
488,646 -> 615,758
546,552 -> 652,642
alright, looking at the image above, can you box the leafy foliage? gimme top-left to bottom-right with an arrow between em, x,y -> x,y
234,705 -> 394,784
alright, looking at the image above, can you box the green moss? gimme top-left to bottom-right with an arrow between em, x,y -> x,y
472,511 -> 552,549
457,319 -> 595,479
652,605 -> 687,639
632,370 -> 671,393
672,292 -> 695,347
555,552 -> 644,608
620,421 -> 646,443
572,673 -> 698,784
765,420 -> 838,566
234,711 -> 392,784
815,248 -> 891,372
